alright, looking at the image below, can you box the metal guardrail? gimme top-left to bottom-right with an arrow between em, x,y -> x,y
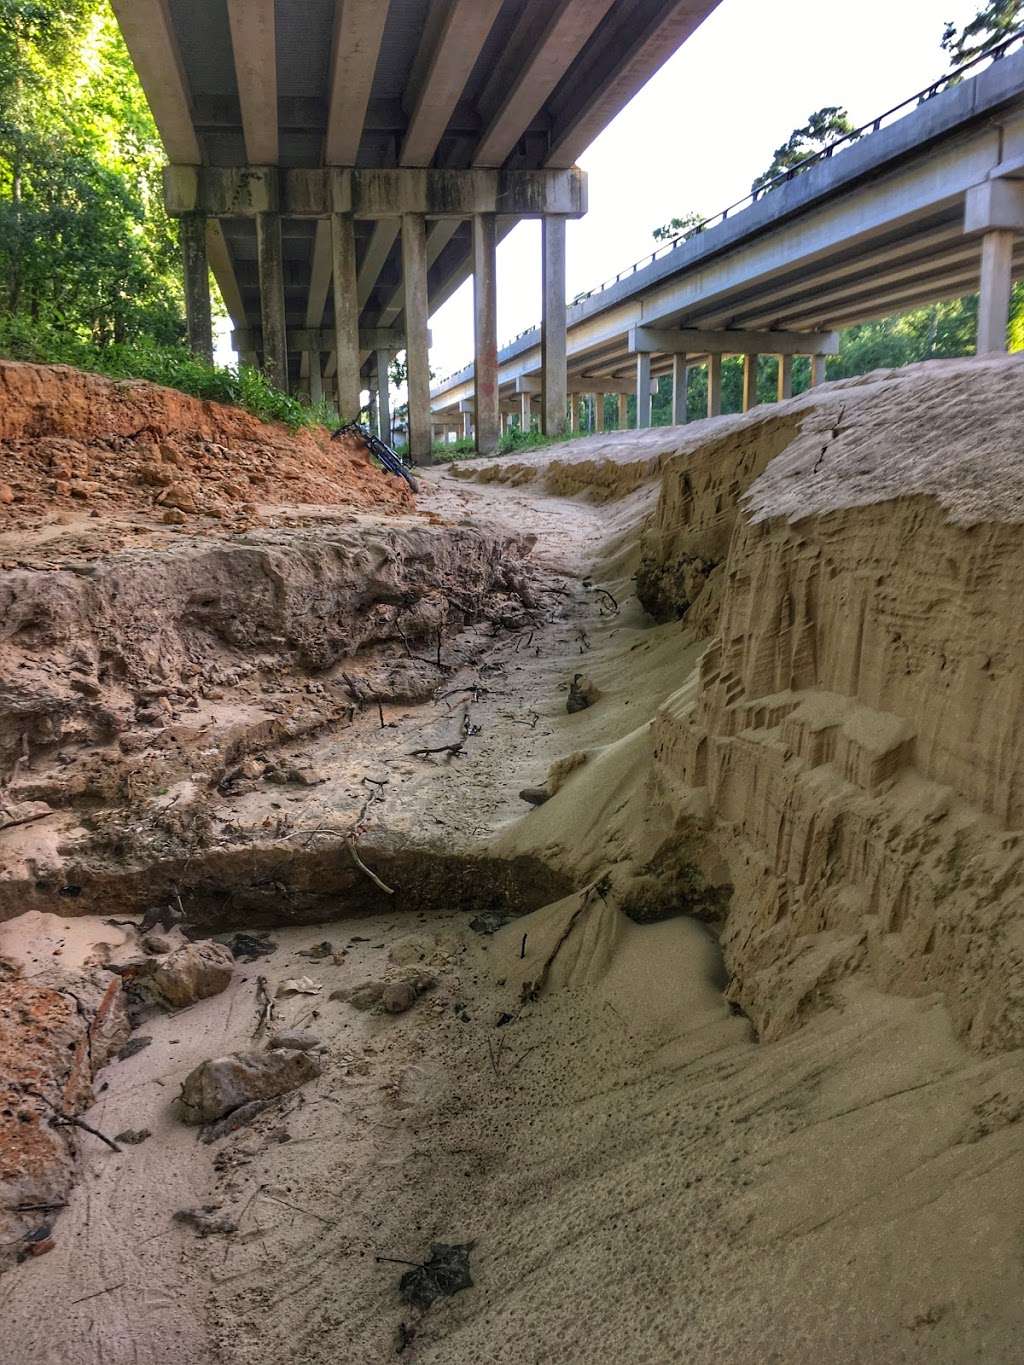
432,24 -> 1024,389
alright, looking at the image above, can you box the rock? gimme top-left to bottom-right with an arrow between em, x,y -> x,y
0,483 -> 13,504
0,967 -> 129,1267
114,1128 -> 151,1145
173,1207 -> 238,1237
148,941 -> 234,1009
519,786 -> 550,806
332,981 -> 383,1010
141,927 -> 188,955
116,1035 -> 152,1061
567,674 -> 598,714
69,675 -> 102,698
160,482 -> 197,513
266,1029 -> 325,1053
334,974 -> 437,1015
178,1049 -> 321,1124
200,1098 -> 274,1144
162,508 -> 187,525
382,982 -> 419,1014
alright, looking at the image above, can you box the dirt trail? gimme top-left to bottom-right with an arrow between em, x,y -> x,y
2,356 -> 1024,1363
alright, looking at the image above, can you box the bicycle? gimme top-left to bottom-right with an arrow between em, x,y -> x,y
332,421 -> 420,493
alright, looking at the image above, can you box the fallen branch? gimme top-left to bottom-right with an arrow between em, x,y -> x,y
592,586 -> 619,614
407,740 -> 465,760
70,1282 -> 126,1306
253,975 -> 274,1037
348,840 -> 395,895
49,1109 -> 121,1153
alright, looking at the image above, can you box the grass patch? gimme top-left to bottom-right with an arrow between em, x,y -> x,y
430,425 -> 571,462
0,315 -> 340,431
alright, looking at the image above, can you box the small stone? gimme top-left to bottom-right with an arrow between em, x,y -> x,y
162,508 -> 187,525
173,1208 -> 238,1236
0,484 -> 13,505
382,982 -> 418,1014
567,674 -> 598,714
114,1128 -> 152,1145
179,1049 -> 321,1124
116,1036 -> 153,1061
519,786 -> 550,806
160,482 -> 198,513
148,941 -> 234,1009
265,1029 -> 325,1053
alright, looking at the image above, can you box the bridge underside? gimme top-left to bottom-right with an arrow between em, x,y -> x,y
113,0 -> 723,454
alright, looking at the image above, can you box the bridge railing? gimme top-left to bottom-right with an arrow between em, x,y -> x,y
432,23 -> 1024,391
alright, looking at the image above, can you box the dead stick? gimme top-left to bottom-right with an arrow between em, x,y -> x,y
258,1189 -> 335,1226
27,1090 -> 121,1153
71,1282 -> 126,1306
348,840 -> 395,895
407,740 -> 464,759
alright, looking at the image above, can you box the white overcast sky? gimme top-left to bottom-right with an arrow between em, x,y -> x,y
427,0 -> 980,381
213,0 -> 981,382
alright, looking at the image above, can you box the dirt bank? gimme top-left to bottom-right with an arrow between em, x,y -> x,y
1,355 -> 1023,1363
0,360 -> 413,538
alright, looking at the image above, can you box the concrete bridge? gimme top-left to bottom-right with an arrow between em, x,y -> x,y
432,40 -> 1024,442
111,0 -> 723,460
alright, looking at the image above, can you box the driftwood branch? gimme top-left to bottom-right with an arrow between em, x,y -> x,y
348,840 -> 395,895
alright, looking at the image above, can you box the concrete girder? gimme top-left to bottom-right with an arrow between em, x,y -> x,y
402,0 -> 504,167
474,0 -> 617,169
325,1 -> 391,165
232,327 -> 419,354
108,0 -> 199,163
226,0 -> 278,165
164,166 -> 588,221
628,326 -> 838,356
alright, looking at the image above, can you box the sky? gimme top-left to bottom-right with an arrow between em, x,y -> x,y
214,0 -> 983,385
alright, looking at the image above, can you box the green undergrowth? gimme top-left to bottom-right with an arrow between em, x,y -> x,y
0,316 -> 339,431
430,425 -> 570,463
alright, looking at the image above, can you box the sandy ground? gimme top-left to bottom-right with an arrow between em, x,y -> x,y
2,442 -> 1023,1363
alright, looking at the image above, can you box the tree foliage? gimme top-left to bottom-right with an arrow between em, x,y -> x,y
751,107 -> 859,194
941,0 -> 1023,66
0,1 -> 184,345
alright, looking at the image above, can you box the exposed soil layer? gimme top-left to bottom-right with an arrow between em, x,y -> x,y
0,359 -> 413,540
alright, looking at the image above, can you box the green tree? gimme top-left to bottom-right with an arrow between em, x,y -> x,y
0,2 -> 184,345
941,1 -> 1023,66
751,107 -> 859,194
652,210 -> 704,243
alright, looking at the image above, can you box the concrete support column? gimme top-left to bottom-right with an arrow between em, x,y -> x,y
520,392 -> 532,430
617,393 -> 628,428
977,229 -> 1016,353
742,354 -> 759,412
568,398 -> 579,433
671,354 -> 688,424
777,354 -> 793,401
635,352 -> 652,429
401,213 -> 432,465
462,410 -> 472,440
472,213 -> 500,455
375,348 -> 392,445
256,212 -> 288,392
331,212 -> 361,420
810,354 -> 828,387
593,394 -> 605,432
239,349 -> 259,372
541,217 -> 567,436
180,214 -> 212,362
308,352 -> 323,405
707,354 -> 722,417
